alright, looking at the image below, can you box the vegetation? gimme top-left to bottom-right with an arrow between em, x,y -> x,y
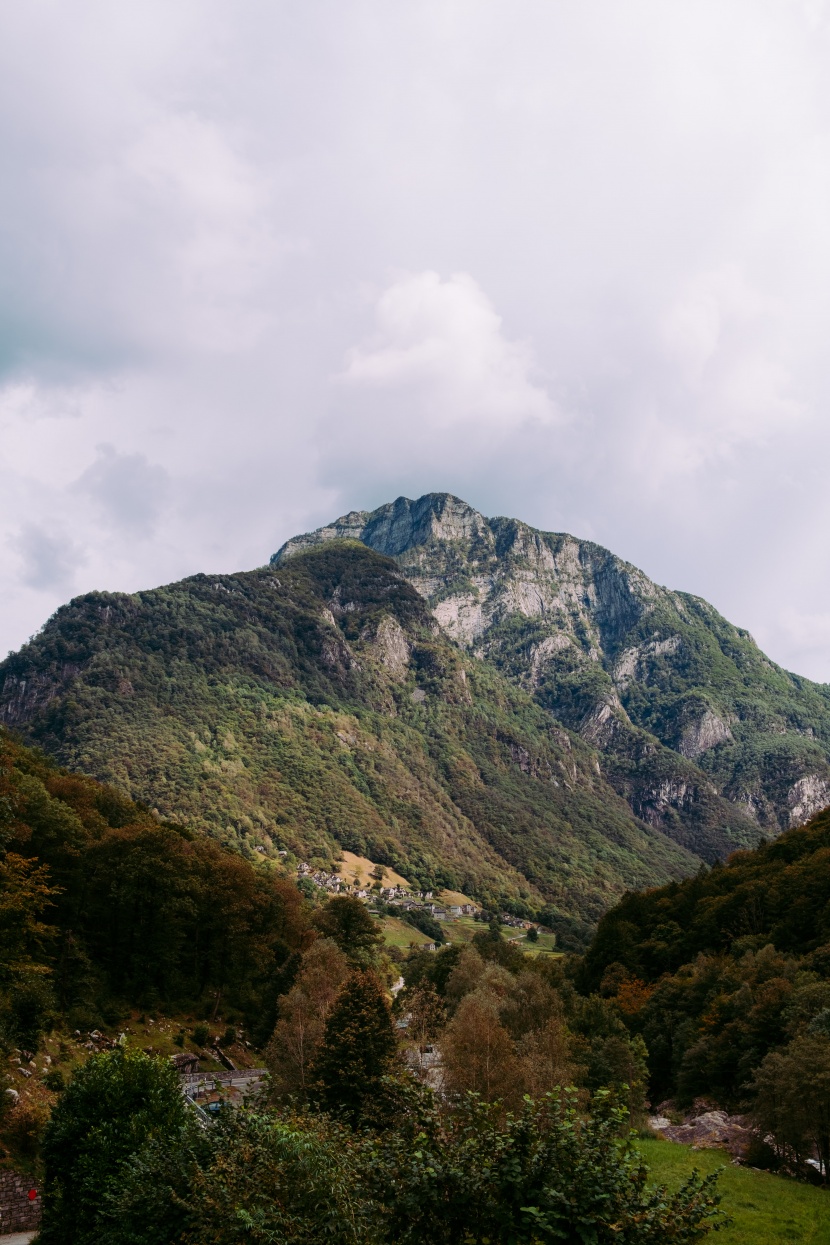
0,543 -> 704,924
0,727 -> 307,1052
279,493 -> 830,850
578,805 -> 830,1172
39,1048 -> 188,1245
310,970 -> 397,1125
42,1050 -> 725,1244
639,1138 -> 830,1244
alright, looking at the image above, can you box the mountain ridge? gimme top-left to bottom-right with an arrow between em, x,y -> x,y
0,542 -> 699,925
274,493 -> 830,846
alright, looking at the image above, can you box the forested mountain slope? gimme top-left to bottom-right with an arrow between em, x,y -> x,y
276,493 -> 830,852
0,544 -> 698,922
0,728 -> 306,1042
579,803 -> 830,1110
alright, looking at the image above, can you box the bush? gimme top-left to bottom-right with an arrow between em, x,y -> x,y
44,1067 -> 66,1092
370,1085 -> 726,1244
401,908 -> 444,944
108,1109 -> 371,1245
192,1023 -> 210,1048
39,1048 -> 188,1245
0,1096 -> 50,1166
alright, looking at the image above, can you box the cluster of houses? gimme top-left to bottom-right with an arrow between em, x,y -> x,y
294,862 -> 483,924
499,912 -> 535,929
296,862 -> 348,892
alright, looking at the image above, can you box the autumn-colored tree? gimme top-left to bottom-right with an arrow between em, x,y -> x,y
518,1017 -> 579,1099
441,990 -> 521,1105
444,946 -> 485,1010
0,851 -> 59,1047
311,970 -> 398,1124
267,938 -> 350,1101
404,983 -> 445,1078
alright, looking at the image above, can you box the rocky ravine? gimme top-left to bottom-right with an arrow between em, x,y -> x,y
274,493 -> 830,856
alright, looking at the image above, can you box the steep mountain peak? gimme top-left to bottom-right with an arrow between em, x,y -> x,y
275,494 -> 830,845
275,492 -> 490,563
274,493 -> 660,655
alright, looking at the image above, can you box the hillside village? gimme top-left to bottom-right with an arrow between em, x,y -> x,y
293,852 -> 539,945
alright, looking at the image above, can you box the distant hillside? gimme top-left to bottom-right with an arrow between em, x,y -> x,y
579,803 -> 830,1107
583,803 -> 830,988
275,493 -> 830,854
0,543 -> 699,923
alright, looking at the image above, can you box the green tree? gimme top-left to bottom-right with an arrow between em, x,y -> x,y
311,971 -> 397,1124
39,1048 -> 188,1245
107,1109 -> 373,1245
370,1085 -> 725,1244
313,897 -> 383,966
751,1033 -> 830,1178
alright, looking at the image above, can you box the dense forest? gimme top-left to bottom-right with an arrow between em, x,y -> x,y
0,728 -> 307,1051
581,809 -> 830,1170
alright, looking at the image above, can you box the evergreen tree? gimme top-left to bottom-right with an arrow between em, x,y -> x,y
313,896 -> 383,966
311,970 -> 397,1124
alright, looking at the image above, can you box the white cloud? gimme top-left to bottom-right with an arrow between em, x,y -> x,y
73,445 -> 169,535
342,271 -> 556,431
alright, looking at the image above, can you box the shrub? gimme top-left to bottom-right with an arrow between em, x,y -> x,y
39,1048 -> 188,1245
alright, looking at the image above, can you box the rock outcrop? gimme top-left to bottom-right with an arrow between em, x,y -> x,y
275,493 -> 830,851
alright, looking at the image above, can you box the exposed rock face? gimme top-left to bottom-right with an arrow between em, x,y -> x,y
275,493 -> 830,851
678,709 -> 733,761
788,774 -> 830,827
649,1102 -> 754,1160
372,615 -> 411,680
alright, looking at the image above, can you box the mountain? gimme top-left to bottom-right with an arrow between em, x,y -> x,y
274,493 -> 830,853
0,542 -> 699,925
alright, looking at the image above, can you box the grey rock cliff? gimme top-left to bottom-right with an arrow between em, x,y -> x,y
275,493 -> 830,851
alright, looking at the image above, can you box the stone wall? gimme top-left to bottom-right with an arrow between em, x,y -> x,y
0,1170 -> 41,1234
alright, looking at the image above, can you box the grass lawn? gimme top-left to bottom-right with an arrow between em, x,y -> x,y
521,930 -> 559,955
379,915 -> 434,950
638,1137 -> 830,1243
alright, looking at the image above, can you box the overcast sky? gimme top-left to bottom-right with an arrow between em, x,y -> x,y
2,1 -> 830,678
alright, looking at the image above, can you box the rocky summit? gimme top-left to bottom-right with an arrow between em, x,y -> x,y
274,493 -> 830,853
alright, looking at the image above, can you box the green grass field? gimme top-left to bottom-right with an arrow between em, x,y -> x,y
521,929 -> 559,955
638,1138 -> 830,1243
439,917 -> 550,948
379,915 -> 435,949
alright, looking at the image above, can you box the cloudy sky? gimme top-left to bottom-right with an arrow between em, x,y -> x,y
2,1 -> 830,678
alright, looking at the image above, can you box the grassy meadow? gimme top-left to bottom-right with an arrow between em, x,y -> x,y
639,1138 -> 830,1243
